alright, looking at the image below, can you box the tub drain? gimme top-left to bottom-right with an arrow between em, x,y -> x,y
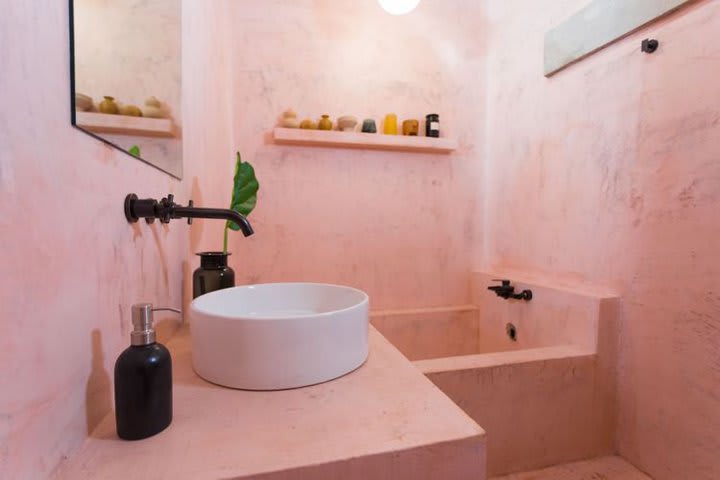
506,323 -> 518,342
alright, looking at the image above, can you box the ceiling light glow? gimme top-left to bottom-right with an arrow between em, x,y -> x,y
377,0 -> 420,16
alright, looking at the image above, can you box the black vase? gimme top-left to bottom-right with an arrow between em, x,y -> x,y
193,252 -> 235,299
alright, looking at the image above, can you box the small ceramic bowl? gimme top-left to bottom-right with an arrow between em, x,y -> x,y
74,93 -> 93,111
337,115 -> 358,132
280,117 -> 300,128
120,105 -> 143,117
143,107 -> 164,118
300,119 -> 318,129
145,96 -> 162,108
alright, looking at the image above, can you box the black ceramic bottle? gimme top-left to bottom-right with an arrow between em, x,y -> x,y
193,251 -> 235,299
114,304 -> 172,440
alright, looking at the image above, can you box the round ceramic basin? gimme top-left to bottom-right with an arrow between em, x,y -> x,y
189,283 -> 369,390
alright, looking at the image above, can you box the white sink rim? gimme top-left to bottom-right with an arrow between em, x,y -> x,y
190,282 -> 369,321
189,282 -> 370,390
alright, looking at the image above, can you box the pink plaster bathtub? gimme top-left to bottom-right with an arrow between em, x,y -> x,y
371,272 -> 620,476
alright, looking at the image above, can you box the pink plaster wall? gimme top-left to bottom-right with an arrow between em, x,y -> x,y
0,1 -> 234,477
12,1 -> 719,478
481,1 -> 720,478
189,0 -> 487,310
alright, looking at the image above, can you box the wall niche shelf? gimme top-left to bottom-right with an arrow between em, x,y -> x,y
75,112 -> 175,138
272,128 -> 457,154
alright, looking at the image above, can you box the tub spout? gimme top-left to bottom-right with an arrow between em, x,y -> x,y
488,279 -> 532,301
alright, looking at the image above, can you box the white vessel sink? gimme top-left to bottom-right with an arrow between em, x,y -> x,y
189,283 -> 369,390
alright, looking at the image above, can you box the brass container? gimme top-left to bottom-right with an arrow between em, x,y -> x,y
318,114 -> 333,130
402,119 -> 419,136
99,96 -> 119,114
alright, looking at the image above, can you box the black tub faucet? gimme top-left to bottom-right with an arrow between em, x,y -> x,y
124,193 -> 254,237
487,279 -> 532,301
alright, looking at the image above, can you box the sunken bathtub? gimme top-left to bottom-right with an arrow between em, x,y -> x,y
371,272 -> 620,476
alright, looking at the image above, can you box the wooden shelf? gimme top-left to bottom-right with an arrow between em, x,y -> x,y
75,112 -> 175,138
272,128 -> 457,153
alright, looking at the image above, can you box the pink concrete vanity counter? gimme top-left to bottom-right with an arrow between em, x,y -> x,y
55,326 -> 486,480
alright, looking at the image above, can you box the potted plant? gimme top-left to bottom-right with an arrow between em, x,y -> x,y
192,152 -> 259,298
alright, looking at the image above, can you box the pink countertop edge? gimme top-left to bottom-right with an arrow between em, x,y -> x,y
54,326 -> 485,479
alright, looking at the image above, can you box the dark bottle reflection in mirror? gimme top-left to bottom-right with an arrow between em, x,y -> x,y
69,0 -> 183,179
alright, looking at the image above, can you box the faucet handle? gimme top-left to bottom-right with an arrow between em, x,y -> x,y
491,279 -> 511,286
157,193 -> 177,224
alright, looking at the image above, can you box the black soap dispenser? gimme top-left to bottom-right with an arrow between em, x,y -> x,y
114,303 -> 173,440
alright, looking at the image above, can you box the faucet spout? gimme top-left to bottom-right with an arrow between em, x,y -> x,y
173,206 -> 254,237
124,193 -> 254,237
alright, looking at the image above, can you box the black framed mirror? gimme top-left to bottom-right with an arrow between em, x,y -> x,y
69,0 -> 183,179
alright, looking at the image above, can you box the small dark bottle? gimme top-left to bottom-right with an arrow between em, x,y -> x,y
193,251 -> 235,299
114,304 -> 172,440
425,113 -> 440,138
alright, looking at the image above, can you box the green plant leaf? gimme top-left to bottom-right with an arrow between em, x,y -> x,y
227,151 -> 259,231
129,145 -> 141,157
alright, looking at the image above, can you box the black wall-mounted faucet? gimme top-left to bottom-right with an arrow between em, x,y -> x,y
124,193 -> 254,237
487,279 -> 532,301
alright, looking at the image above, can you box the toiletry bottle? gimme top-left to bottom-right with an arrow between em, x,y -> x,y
425,113 -> 440,137
114,303 -> 172,440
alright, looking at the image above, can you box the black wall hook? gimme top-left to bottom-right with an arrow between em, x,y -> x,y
641,39 -> 659,54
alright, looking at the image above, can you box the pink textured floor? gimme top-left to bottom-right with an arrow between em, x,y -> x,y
490,456 -> 652,480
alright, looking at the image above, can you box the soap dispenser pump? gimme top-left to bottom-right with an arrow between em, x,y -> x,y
114,303 -> 174,440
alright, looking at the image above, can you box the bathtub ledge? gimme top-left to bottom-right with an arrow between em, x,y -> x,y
413,345 -> 595,374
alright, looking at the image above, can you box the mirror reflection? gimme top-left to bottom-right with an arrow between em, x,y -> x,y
70,0 -> 183,179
